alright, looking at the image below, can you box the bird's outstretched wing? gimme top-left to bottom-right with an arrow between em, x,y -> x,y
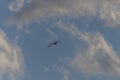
48,41 -> 61,48
48,43 -> 54,47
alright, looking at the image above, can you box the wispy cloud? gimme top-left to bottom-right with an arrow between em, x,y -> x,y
0,30 -> 25,80
8,0 -> 25,12
71,32 -> 120,75
55,21 -> 120,76
41,65 -> 49,72
46,28 -> 58,42
41,65 -> 70,80
8,0 -> 120,27
7,0 -> 120,77
53,65 -> 70,80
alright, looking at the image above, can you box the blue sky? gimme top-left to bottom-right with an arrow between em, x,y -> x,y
1,0 -> 120,80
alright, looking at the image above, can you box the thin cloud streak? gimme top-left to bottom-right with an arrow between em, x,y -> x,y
47,29 -> 58,42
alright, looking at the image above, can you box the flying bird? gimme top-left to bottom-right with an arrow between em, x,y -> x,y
48,41 -> 61,47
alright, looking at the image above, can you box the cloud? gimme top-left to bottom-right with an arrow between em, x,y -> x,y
0,30 -> 25,80
8,0 -> 25,12
46,28 -> 58,42
62,68 -> 70,80
55,21 -> 120,75
7,0 -> 120,77
8,0 -> 120,27
55,20 -> 82,40
41,65 -> 70,80
53,65 -> 70,80
70,32 -> 120,75
41,65 -> 49,72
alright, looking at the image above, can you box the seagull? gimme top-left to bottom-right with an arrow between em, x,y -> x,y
48,41 -> 61,47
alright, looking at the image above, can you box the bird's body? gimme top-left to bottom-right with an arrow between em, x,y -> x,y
48,41 -> 61,47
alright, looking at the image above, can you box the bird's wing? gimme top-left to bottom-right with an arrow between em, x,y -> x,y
48,41 -> 61,47
48,43 -> 53,47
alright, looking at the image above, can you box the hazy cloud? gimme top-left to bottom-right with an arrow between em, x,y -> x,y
46,29 -> 58,42
55,20 -> 82,40
53,65 -> 70,80
0,30 -> 25,80
40,65 -> 70,80
41,65 -> 49,72
55,21 -> 120,75
71,32 -> 120,75
8,0 -> 120,27
8,0 -> 25,12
